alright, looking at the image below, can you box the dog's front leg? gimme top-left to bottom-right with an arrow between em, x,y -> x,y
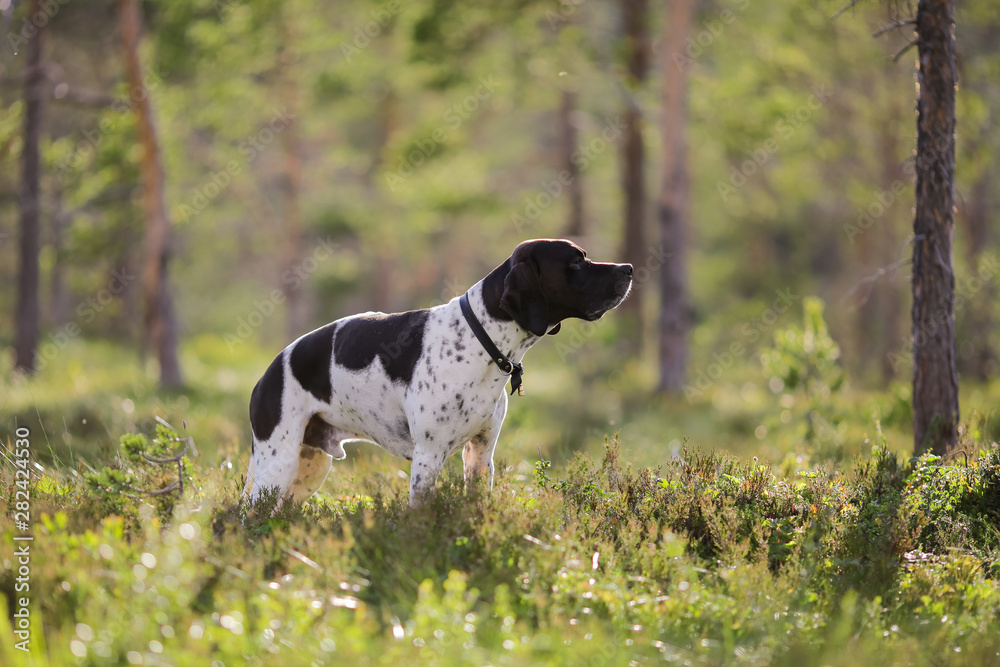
409,447 -> 447,508
462,393 -> 506,493
462,435 -> 497,492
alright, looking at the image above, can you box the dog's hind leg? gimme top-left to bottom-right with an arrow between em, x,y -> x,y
288,415 -> 353,502
289,446 -> 333,502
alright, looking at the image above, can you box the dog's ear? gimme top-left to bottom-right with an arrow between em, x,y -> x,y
500,260 -> 550,337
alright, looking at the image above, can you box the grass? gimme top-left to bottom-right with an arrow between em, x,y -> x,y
2,335 -> 1000,665
2,427 -> 1000,665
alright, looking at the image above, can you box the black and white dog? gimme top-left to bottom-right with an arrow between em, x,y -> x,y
243,239 -> 633,507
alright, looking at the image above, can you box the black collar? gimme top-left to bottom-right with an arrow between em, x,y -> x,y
460,293 -> 524,396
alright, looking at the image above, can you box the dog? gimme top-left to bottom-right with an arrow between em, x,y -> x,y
242,238 -> 633,508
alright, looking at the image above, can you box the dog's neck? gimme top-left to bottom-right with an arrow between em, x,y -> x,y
462,261 -> 541,365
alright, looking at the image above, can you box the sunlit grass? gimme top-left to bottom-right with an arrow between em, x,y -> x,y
2,429 -> 999,665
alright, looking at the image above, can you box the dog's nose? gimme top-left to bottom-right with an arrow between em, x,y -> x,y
621,264 -> 633,277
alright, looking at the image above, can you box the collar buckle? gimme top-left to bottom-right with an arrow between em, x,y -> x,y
460,293 -> 525,397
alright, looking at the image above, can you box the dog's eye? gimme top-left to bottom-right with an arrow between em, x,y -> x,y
570,257 -> 584,269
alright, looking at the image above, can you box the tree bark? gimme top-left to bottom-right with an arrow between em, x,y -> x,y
120,0 -> 183,388
559,89 -> 584,238
14,0 -> 44,375
657,0 -> 695,392
911,0 -> 959,455
618,0 -> 649,346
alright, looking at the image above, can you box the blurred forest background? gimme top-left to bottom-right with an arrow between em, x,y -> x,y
1,0 -> 998,475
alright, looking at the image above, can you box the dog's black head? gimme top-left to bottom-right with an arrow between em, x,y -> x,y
495,239 -> 633,337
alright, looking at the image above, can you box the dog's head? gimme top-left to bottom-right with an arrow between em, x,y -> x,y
499,239 -> 633,336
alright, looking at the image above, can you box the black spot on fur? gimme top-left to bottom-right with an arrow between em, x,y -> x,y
290,323 -> 338,403
249,352 -> 284,443
334,310 -> 430,384
424,430 -> 431,440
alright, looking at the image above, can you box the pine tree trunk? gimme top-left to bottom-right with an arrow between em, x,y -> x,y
120,0 -> 183,388
657,0 -> 695,393
911,0 -> 959,454
618,0 -> 649,349
560,90 -> 584,238
14,0 -> 44,375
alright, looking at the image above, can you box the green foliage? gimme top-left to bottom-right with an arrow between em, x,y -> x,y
900,447 -> 1000,556
5,437 -> 1000,664
762,297 -> 847,450
82,423 -> 195,529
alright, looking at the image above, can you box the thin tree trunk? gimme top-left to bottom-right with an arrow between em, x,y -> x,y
657,0 -> 695,392
560,89 -> 584,238
278,35 -> 306,341
877,101 -> 903,384
372,251 -> 394,312
14,0 -> 44,374
618,0 -> 649,346
361,87 -> 397,312
49,187 -> 72,326
962,171 -> 995,380
911,0 -> 959,454
120,0 -> 183,388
